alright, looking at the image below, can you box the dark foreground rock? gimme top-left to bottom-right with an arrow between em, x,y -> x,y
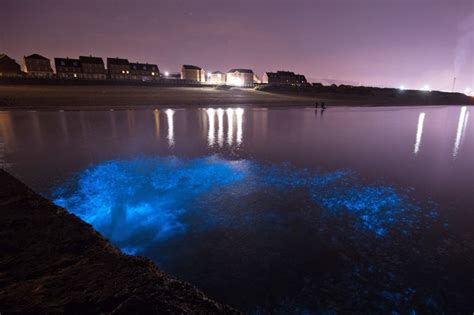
0,169 -> 239,314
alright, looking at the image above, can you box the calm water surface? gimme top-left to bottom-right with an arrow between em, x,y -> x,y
0,106 -> 473,313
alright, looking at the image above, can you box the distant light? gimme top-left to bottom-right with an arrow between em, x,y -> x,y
73,73 -> 77,78
399,85 -> 406,91
164,71 -> 169,77
151,72 -> 155,76
422,84 -> 430,92
207,73 -> 212,78
228,76 -> 244,86
465,87 -> 472,95
126,70 -> 129,74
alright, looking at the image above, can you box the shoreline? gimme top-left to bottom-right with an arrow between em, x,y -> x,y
0,168 -> 239,314
0,84 -> 473,111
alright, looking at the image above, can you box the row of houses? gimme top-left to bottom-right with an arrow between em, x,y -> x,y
181,65 -> 308,86
0,53 -> 308,86
1,54 -> 160,82
181,65 -> 260,87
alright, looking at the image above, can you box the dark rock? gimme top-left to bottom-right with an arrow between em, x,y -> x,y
0,169 -> 239,314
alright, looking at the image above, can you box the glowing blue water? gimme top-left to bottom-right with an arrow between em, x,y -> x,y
53,155 -> 427,254
53,156 -> 249,254
50,155 -> 454,313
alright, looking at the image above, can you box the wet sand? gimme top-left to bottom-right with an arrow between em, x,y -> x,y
1,85 -> 472,110
0,85 -> 313,110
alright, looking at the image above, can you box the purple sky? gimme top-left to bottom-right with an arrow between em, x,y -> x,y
1,0 -> 473,92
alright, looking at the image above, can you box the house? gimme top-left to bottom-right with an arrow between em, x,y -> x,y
181,65 -> 205,82
107,57 -> 130,80
24,54 -> 54,78
263,71 -> 307,85
129,62 -> 159,81
79,56 -> 106,80
226,69 -> 254,87
0,54 -> 22,77
54,57 -> 82,79
208,71 -> 226,85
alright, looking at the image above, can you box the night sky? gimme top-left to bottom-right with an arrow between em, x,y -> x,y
1,0 -> 473,92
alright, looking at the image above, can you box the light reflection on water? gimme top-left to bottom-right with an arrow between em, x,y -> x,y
0,106 -> 473,313
453,106 -> 469,158
413,112 -> 425,155
153,109 -> 160,138
207,108 -> 215,146
226,108 -> 234,146
206,107 -> 244,148
165,109 -> 174,147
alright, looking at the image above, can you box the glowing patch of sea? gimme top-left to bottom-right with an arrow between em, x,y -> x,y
52,156 -> 433,255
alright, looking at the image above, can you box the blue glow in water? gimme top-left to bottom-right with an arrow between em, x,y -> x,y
51,156 -> 444,312
53,155 -> 426,254
53,156 -> 249,253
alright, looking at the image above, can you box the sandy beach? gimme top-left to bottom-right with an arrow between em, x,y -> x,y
0,85 -> 313,110
1,84 -> 472,111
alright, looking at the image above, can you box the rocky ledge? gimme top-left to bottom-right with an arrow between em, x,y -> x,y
0,169 -> 239,314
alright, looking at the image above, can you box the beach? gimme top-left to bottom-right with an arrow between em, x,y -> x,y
1,84 -> 473,110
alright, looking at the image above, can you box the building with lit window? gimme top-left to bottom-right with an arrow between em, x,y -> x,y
181,64 -> 205,82
24,54 -> 54,78
209,71 -> 226,85
0,54 -> 22,77
226,69 -> 254,87
54,57 -> 82,79
107,57 -> 131,80
129,62 -> 159,81
262,71 -> 307,85
79,56 -> 106,80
